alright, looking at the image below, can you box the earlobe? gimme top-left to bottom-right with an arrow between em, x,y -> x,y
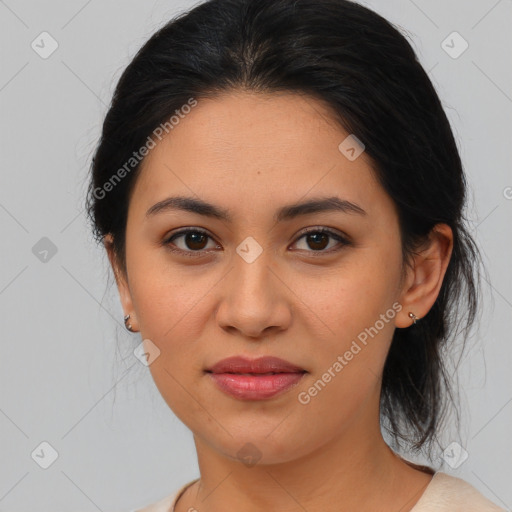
395,224 -> 453,329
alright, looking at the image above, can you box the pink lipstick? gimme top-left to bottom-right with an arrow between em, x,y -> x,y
206,356 -> 307,400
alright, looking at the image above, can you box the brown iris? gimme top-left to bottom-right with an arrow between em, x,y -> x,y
306,232 -> 329,251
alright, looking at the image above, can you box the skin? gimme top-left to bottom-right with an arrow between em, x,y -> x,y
105,90 -> 453,512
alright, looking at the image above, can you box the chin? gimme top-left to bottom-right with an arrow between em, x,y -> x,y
199,426 -> 317,467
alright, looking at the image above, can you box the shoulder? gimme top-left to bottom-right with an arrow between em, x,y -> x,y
130,478 -> 199,512
412,472 -> 506,512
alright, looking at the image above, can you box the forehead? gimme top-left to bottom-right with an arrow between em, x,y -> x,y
131,90 -> 389,220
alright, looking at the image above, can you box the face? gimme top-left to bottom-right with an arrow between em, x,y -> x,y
107,90 -> 449,466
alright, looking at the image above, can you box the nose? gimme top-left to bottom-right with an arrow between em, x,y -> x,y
215,249 -> 292,340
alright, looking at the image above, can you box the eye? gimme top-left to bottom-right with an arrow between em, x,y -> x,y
162,226 -> 350,257
292,227 -> 350,253
163,228 -> 219,257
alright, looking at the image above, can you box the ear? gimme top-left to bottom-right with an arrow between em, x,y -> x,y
103,233 -> 138,331
395,223 -> 453,328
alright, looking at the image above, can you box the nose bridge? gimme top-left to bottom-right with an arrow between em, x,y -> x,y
230,238 -> 276,304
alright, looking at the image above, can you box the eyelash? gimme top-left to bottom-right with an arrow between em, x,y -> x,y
162,227 -> 351,258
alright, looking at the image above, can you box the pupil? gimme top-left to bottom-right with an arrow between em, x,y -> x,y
308,233 -> 328,250
186,232 -> 207,250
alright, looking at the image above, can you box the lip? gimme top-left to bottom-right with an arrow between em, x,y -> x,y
207,356 -> 306,374
206,356 -> 307,400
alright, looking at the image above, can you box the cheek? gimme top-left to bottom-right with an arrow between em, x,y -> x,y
128,254 -> 206,338
295,278 -> 398,430
134,275 -> 212,427
314,262 -> 399,338
129,269 -> 216,396
308,250 -> 402,381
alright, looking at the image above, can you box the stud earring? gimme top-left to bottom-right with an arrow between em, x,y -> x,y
408,312 -> 418,325
124,314 -> 134,332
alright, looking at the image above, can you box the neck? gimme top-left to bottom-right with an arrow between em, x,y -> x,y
179,402 -> 433,512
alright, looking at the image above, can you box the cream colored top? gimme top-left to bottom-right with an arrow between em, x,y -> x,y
131,472 -> 506,511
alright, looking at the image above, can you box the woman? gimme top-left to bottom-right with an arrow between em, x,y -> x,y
86,0 -> 505,510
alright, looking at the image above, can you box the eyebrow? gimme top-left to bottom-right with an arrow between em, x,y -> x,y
145,195 -> 367,222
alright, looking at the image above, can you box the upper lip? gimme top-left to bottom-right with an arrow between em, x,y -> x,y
206,356 -> 306,374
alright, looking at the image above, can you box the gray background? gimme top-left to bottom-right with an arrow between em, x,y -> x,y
0,0 -> 511,510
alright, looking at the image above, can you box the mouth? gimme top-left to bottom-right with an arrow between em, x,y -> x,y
205,356 -> 307,400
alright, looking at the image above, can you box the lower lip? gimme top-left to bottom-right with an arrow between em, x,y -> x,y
208,372 -> 306,400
